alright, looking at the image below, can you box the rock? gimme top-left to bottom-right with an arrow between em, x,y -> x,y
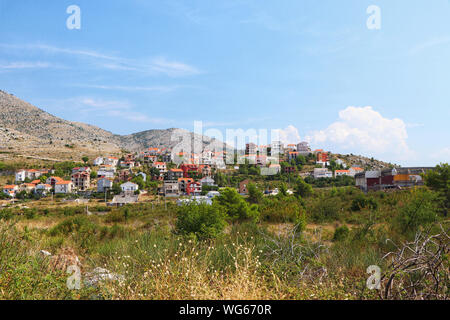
84,267 -> 125,287
39,250 -> 52,257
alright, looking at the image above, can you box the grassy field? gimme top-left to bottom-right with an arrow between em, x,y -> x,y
1,185 -> 448,300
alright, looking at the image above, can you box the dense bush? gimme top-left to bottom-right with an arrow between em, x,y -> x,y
49,216 -> 98,236
0,208 -> 13,220
214,188 -> 260,222
310,197 -> 342,222
294,178 -> 314,198
351,195 -> 378,211
333,225 -> 350,242
247,183 -> 263,204
394,188 -> 441,235
175,203 -> 227,240
260,196 -> 306,223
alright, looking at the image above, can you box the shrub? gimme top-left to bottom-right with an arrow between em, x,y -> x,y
394,188 -> 440,235
247,183 -> 263,204
333,225 -> 350,242
310,197 -> 341,222
49,216 -> 98,236
294,179 -> 313,198
105,210 -> 126,223
176,203 -> 227,240
0,209 -> 13,220
351,194 -> 378,211
260,196 -> 305,223
214,188 -> 260,222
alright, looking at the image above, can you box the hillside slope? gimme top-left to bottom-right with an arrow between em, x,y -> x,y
0,90 -> 228,159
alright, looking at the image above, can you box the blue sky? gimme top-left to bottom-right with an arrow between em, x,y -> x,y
0,0 -> 449,166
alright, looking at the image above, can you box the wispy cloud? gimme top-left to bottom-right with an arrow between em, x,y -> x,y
409,36 -> 450,55
75,84 -> 182,93
41,96 -> 175,125
77,98 -> 131,111
0,43 -> 201,77
0,61 -> 54,70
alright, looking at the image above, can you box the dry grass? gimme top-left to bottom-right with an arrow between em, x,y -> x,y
101,241 -> 284,300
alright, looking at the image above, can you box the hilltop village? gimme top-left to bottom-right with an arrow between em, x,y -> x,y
1,140 -> 432,206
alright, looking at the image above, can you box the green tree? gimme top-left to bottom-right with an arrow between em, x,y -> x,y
176,203 -> 227,240
248,166 -> 260,176
239,164 -> 248,175
395,188 -> 440,235
247,183 -> 263,204
278,182 -> 288,197
214,188 -> 259,222
131,175 -> 145,190
424,163 -> 449,216
112,183 -> 121,194
294,178 -> 313,198
351,194 -> 378,211
149,167 -> 160,178
82,156 -> 89,164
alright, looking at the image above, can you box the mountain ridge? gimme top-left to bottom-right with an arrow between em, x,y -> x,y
0,90 -> 227,157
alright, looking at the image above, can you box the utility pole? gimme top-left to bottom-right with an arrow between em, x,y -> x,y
104,186 -> 109,203
164,186 -> 167,211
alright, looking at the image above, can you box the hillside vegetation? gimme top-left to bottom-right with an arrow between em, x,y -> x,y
1,181 -> 448,300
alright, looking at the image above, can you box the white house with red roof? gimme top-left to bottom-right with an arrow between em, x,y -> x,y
152,162 -> 167,173
120,161 -> 135,169
19,183 -> 36,193
335,170 -> 351,177
15,169 -> 45,182
46,176 -> 64,187
2,185 -> 18,197
72,167 -> 91,175
71,171 -> 90,191
104,157 -> 119,166
54,181 -> 73,194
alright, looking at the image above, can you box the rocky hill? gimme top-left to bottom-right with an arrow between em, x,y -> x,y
0,90 -> 228,159
333,153 -> 398,170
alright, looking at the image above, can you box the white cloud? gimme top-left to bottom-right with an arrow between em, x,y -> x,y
78,98 -> 130,111
410,36 -> 450,55
0,43 -> 200,77
273,125 -> 301,145
77,84 -> 180,93
305,106 -> 413,162
0,61 -> 53,69
150,57 -> 200,77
